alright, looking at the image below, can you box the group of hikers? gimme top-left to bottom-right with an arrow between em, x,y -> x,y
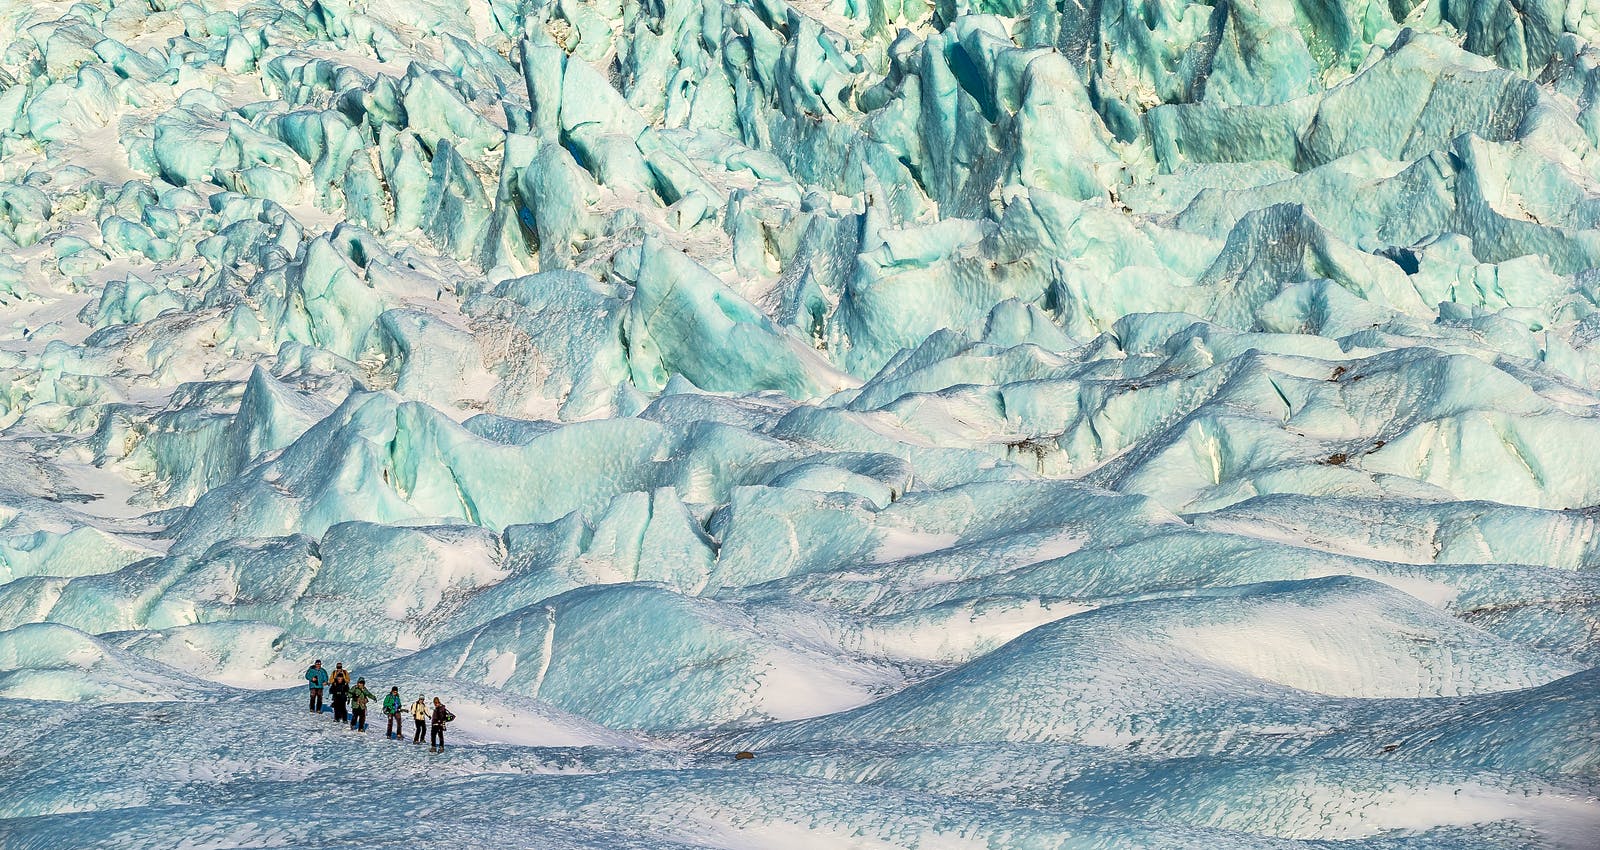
305,660 -> 454,752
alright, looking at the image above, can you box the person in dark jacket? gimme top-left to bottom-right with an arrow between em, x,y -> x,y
430,697 -> 450,752
305,661 -> 328,712
383,687 -> 403,738
349,679 -> 376,731
329,675 -> 350,722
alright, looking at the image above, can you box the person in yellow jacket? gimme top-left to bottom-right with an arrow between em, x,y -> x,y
411,695 -> 429,744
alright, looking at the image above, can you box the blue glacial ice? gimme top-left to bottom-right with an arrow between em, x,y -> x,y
0,0 -> 1598,846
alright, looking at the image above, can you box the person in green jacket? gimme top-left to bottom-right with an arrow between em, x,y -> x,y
348,679 -> 376,731
383,687 -> 403,738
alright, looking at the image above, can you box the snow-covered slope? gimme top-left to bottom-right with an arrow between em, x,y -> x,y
0,0 -> 1598,846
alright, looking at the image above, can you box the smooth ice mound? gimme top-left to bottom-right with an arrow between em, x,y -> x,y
0,0 -> 1598,846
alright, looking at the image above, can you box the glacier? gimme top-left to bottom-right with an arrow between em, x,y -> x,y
0,0 -> 1598,845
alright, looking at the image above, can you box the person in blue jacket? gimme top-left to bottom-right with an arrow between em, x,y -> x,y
305,660 -> 329,712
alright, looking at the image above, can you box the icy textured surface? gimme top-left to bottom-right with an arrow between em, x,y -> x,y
0,0 -> 1598,846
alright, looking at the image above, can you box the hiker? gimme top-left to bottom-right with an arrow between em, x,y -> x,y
329,664 -> 351,720
411,695 -> 428,744
305,661 -> 328,713
349,678 -> 376,731
329,673 -> 350,722
383,687 -> 403,738
429,697 -> 453,752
